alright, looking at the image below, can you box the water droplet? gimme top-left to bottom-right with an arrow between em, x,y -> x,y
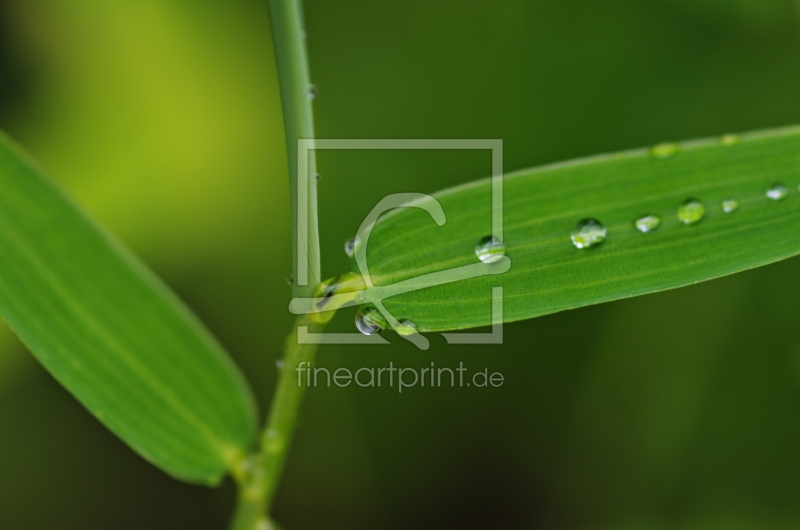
634,214 -> 661,233
395,319 -> 417,336
721,199 -> 740,213
355,306 -> 387,336
767,183 -> 789,201
286,275 -> 294,286
475,236 -> 505,263
650,143 -> 678,159
308,84 -> 317,100
571,219 -> 606,249
276,358 -> 285,370
720,134 -> 740,146
344,236 -> 360,257
315,173 -> 320,181
677,198 -> 706,225
311,273 -> 366,324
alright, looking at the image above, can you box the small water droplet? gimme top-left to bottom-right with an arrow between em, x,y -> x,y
571,219 -> 606,249
650,143 -> 678,159
677,198 -> 706,225
308,84 -> 317,100
395,319 -> 417,336
286,275 -> 294,286
475,236 -> 505,263
276,358 -> 285,370
315,173 -> 320,181
721,199 -> 740,213
720,134 -> 740,146
344,236 -> 360,257
767,183 -> 789,201
311,273 -> 367,324
634,214 -> 662,233
355,306 -> 387,336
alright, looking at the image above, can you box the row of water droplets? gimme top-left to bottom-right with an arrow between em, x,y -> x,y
567,137 -> 796,250
348,134 -> 798,335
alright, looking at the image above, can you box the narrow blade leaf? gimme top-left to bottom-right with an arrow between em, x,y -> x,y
0,133 -> 256,484
362,126 -> 800,331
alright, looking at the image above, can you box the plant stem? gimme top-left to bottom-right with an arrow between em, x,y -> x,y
229,317 -> 322,530
229,0 -> 321,528
270,0 -> 321,299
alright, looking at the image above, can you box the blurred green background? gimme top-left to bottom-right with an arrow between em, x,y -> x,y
1,0 -> 800,528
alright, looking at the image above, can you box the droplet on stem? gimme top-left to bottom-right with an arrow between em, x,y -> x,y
345,236 -> 360,257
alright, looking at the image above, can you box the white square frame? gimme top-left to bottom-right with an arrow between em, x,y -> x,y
295,139 -> 504,347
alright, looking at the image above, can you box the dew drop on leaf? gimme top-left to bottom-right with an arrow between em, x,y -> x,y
475,236 -> 505,263
678,198 -> 706,225
355,306 -> 386,336
571,219 -> 606,249
308,84 -> 317,100
395,319 -> 417,336
650,143 -> 679,159
721,199 -> 740,213
767,183 -> 789,201
634,214 -> 661,233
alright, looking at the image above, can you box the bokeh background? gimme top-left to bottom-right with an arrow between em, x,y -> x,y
1,0 -> 800,528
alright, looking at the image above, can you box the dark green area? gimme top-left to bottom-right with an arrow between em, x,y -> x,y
1,0 -> 800,528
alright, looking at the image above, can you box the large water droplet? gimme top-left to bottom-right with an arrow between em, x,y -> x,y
308,84 -> 317,100
395,319 -> 417,336
721,199 -> 740,213
571,219 -> 606,249
475,236 -> 505,263
767,183 -> 789,201
345,236 -> 360,257
355,306 -> 387,336
720,134 -> 739,146
677,198 -> 706,225
634,214 -> 661,233
650,143 -> 678,159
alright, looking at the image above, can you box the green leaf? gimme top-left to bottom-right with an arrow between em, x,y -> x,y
360,126 -> 800,331
0,132 -> 256,484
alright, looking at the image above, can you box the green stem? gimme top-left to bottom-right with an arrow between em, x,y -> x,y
229,0 -> 321,527
270,0 -> 321,300
229,318 -> 323,530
